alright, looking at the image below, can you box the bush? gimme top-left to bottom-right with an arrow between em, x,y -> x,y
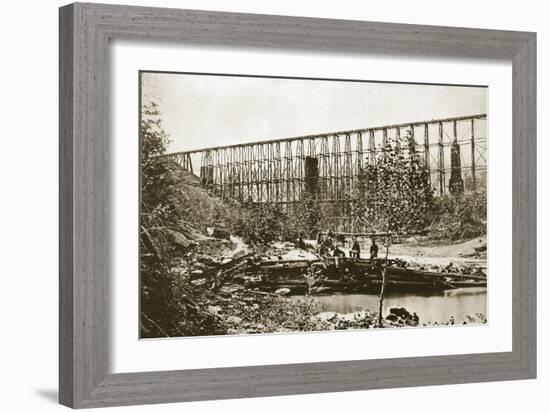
229,194 -> 324,245
282,194 -> 323,240
428,192 -> 487,241
234,203 -> 287,246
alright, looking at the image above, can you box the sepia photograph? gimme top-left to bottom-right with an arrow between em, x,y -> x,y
139,71 -> 488,339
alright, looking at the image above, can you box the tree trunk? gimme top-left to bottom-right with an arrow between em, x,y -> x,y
377,235 -> 391,327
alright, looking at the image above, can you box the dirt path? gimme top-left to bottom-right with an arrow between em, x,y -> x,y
388,236 -> 487,267
339,236 -> 487,268
391,236 -> 486,257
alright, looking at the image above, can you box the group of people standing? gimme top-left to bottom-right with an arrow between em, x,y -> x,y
313,230 -> 379,262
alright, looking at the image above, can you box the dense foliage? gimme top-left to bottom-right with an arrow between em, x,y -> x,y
140,102 -> 226,337
285,193 -> 322,239
354,131 -> 434,235
428,191 -> 487,241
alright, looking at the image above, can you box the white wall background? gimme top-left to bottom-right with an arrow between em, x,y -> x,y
0,1 -> 546,411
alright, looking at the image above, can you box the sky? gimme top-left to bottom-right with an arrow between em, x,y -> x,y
141,72 -> 487,154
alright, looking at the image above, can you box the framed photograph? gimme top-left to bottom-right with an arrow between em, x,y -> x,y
59,3 -> 536,408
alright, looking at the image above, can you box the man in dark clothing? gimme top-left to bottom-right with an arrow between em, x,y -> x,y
316,231 -> 324,246
370,238 -> 379,262
333,246 -> 345,258
333,246 -> 346,280
350,237 -> 361,258
297,234 -> 306,249
322,235 -> 334,252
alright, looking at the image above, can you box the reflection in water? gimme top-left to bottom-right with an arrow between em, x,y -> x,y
290,287 -> 487,325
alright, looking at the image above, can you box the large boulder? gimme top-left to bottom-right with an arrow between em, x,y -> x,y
389,307 -> 412,320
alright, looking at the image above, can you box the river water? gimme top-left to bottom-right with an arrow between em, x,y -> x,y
290,287 -> 487,325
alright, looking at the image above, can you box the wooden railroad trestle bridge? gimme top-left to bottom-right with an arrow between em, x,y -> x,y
163,114 -> 487,229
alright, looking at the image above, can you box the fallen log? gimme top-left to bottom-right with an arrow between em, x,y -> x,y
217,252 -> 256,269
140,225 -> 162,260
255,260 -> 318,267
367,279 -> 448,288
207,253 -> 256,291
246,289 -> 282,298
448,281 -> 487,288
253,263 -> 311,271
388,267 -> 487,282
321,230 -> 428,238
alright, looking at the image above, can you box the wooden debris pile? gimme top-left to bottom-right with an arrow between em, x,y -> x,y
228,251 -> 486,296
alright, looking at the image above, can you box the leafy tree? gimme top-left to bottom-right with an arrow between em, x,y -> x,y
355,130 -> 434,326
140,101 -> 225,337
140,101 -> 183,336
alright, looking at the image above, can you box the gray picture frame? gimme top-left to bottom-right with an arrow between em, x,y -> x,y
59,2 -> 536,409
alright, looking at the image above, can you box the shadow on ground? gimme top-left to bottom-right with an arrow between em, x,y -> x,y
35,389 -> 58,404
